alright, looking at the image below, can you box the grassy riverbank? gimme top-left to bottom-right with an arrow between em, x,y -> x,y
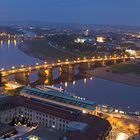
23,40 -> 80,60
111,63 -> 140,75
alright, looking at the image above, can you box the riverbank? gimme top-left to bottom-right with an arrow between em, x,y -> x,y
18,42 -> 51,61
85,67 -> 140,87
18,40 -> 81,62
18,40 -> 140,87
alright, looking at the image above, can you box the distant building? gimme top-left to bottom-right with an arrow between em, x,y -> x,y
75,37 -> 93,44
126,46 -> 140,57
85,29 -> 89,36
96,36 -> 105,43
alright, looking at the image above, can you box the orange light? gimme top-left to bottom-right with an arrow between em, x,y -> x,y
58,60 -> 61,63
45,69 -> 49,76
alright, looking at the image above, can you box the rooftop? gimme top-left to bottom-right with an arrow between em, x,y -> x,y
17,127 -> 64,140
21,87 -> 95,105
20,87 -> 96,110
0,123 -> 15,137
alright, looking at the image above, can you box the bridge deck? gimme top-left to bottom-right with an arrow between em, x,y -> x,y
1,56 -> 130,76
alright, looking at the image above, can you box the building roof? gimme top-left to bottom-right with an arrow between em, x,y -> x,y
0,103 -> 17,111
1,96 -> 82,121
22,87 -> 95,105
18,127 -> 64,140
20,97 -> 83,121
66,115 -> 111,140
20,87 -> 96,110
0,123 -> 15,137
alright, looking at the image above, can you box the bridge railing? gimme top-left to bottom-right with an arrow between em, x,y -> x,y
1,55 -> 131,76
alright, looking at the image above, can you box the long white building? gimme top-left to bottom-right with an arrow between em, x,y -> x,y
0,94 -> 111,140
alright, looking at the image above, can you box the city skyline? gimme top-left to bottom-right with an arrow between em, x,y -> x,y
0,0 -> 140,26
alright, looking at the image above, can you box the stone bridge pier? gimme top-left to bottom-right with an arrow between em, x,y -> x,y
38,69 -> 53,84
59,65 -> 75,82
78,62 -> 91,70
61,65 -> 75,75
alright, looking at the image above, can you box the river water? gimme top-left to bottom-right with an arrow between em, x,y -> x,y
0,41 -> 140,111
0,40 -> 42,69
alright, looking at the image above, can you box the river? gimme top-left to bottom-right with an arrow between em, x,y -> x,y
0,40 -> 42,69
0,41 -> 140,111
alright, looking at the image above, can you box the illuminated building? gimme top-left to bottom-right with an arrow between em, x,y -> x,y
126,46 -> 140,57
75,37 -> 93,44
96,36 -> 105,43
75,37 -> 87,43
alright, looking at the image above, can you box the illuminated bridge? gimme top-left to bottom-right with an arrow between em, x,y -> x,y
20,87 -> 96,114
1,55 -> 131,77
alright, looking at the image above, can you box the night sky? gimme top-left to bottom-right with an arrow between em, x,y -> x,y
0,0 -> 140,26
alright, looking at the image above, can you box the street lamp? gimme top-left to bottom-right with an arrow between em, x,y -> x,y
36,62 -> 39,66
12,66 -> 15,69
130,124 -> 133,129
58,60 -> 61,63
1,68 -> 4,71
21,65 -> 24,68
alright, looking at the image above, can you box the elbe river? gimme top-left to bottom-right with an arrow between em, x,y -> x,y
0,41 -> 140,112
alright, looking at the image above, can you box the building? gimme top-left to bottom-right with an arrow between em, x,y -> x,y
96,36 -> 105,43
17,127 -> 64,140
126,46 -> 140,57
20,87 -> 96,114
84,29 -> 89,36
0,95 -> 111,140
75,37 -> 93,44
0,123 -> 16,137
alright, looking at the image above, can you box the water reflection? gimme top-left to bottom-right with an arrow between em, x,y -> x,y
0,40 -> 3,46
7,39 -> 11,48
14,39 -> 17,47
84,78 -> 87,84
73,80 -> 76,85
0,40 -> 42,69
90,77 -> 93,80
64,82 -> 68,87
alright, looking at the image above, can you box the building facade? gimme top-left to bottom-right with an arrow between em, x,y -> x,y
0,96 -> 111,140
